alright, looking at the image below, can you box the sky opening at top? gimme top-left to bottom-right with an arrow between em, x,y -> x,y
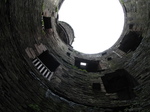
59,0 -> 124,54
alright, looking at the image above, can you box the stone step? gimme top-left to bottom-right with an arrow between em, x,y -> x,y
34,61 -> 41,67
32,58 -> 38,64
48,72 -> 53,81
45,71 -> 51,78
32,58 -> 53,81
37,63 -> 43,70
39,66 -> 45,73
42,69 -> 48,76
44,70 -> 49,77
46,72 -> 51,79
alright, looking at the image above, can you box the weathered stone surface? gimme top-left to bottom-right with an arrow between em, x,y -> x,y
1,0 -> 150,111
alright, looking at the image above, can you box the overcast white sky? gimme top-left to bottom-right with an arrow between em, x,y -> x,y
59,0 -> 124,54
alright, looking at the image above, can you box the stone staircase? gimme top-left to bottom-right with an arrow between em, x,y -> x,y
32,58 -> 53,81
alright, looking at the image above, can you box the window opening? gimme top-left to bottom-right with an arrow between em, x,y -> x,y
80,62 -> 87,66
101,69 -> 139,100
38,50 -> 60,72
118,31 -> 143,53
75,57 -> 100,72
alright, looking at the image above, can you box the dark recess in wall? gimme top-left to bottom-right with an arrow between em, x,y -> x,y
92,83 -> 101,91
101,69 -> 139,100
75,57 -> 100,72
129,24 -> 134,29
38,50 -> 60,72
102,52 -> 107,56
107,57 -> 112,61
118,31 -> 143,53
67,52 -> 71,57
43,17 -> 52,29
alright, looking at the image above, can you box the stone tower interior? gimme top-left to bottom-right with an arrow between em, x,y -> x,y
0,0 -> 150,112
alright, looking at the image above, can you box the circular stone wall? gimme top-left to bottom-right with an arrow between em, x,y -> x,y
0,0 -> 150,112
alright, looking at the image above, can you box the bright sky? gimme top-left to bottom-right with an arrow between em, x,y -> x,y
59,0 -> 124,54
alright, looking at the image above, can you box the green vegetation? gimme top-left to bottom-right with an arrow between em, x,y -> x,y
55,6 -> 58,12
79,69 -> 87,72
119,0 -> 124,4
70,65 -> 88,72
42,30 -> 45,35
42,3 -> 45,11
71,65 -> 78,69
28,104 -> 40,112
41,20 -> 44,26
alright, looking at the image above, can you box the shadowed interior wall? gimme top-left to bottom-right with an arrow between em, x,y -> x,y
1,0 -> 150,112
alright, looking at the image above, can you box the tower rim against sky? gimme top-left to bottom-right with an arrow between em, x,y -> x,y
59,0 -> 125,54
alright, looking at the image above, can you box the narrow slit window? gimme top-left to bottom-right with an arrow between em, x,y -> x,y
80,62 -> 87,66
